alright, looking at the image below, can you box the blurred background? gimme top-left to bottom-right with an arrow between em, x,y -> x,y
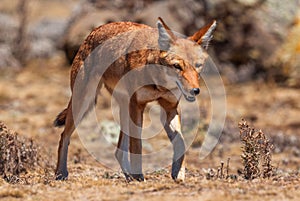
0,1 -> 299,199
0,0 -> 299,86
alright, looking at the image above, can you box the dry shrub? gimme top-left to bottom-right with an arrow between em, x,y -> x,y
239,119 -> 275,179
0,121 -> 39,183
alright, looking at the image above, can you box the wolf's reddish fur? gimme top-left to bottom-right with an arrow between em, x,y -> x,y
54,18 -> 216,181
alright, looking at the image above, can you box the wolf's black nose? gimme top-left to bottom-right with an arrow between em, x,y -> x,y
191,88 -> 200,96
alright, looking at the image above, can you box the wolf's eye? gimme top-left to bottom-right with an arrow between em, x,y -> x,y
195,63 -> 203,68
173,63 -> 182,71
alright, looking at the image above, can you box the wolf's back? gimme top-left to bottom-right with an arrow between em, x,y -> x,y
70,22 -> 153,88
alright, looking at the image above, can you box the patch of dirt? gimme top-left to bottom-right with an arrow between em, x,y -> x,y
0,0 -> 299,200
0,56 -> 299,200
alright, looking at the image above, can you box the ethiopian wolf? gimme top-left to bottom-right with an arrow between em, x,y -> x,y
54,17 -> 216,182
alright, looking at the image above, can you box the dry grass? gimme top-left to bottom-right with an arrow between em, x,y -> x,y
0,0 -> 299,199
0,58 -> 298,200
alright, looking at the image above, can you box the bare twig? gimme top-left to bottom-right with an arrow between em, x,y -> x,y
226,158 -> 230,178
13,0 -> 29,65
220,161 -> 224,179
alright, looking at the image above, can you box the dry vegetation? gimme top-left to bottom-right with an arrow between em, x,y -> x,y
0,122 -> 38,183
239,119 -> 275,179
0,61 -> 299,201
0,0 -> 299,200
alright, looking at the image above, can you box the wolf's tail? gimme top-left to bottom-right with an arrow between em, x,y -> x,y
53,108 -> 68,127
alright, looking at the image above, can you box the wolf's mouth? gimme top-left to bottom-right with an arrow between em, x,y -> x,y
176,81 -> 196,102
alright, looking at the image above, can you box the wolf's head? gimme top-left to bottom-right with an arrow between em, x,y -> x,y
157,17 -> 216,102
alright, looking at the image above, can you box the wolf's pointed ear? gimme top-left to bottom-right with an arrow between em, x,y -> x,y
189,20 -> 217,49
157,17 -> 176,50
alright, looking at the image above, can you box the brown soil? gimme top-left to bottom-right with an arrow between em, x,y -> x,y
0,0 -> 299,200
0,55 -> 299,201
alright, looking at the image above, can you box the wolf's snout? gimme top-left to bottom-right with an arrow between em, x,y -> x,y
191,88 -> 200,96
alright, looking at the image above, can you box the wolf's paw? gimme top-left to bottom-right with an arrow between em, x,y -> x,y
55,170 -> 69,181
